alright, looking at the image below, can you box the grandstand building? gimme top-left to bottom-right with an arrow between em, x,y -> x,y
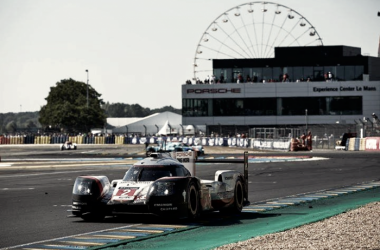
182,45 -> 380,135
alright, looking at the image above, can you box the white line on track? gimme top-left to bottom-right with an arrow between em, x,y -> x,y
4,158 -> 125,161
0,170 -> 101,179
81,150 -> 96,153
0,223 -> 143,250
0,188 -> 35,191
0,163 -> 13,167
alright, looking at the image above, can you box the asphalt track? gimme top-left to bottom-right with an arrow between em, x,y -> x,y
96,187 -> 380,250
0,145 -> 380,249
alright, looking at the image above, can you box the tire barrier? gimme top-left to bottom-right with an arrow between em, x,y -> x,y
34,136 -> 52,144
115,136 -> 124,145
359,138 -> 366,151
8,135 -> 379,152
346,137 -> 365,151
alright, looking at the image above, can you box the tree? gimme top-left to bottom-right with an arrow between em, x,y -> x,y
103,103 -> 181,117
5,121 -> 17,133
39,78 -> 106,133
25,120 -> 37,130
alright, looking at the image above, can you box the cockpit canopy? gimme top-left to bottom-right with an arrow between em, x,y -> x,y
123,165 -> 191,182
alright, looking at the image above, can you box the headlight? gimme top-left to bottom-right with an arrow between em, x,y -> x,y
73,177 -> 97,195
150,182 -> 175,196
77,184 -> 91,195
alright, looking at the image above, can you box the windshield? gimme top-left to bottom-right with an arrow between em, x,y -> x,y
123,165 -> 189,182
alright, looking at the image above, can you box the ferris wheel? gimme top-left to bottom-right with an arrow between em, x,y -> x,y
193,1 -> 323,81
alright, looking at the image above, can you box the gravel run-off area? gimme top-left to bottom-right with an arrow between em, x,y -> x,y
215,202 -> 380,250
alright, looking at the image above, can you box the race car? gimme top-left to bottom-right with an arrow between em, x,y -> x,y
146,141 -> 204,157
71,153 -> 248,221
60,141 -> 77,150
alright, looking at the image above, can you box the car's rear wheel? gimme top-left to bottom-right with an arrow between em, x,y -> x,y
233,178 -> 244,213
187,181 -> 200,219
220,178 -> 244,214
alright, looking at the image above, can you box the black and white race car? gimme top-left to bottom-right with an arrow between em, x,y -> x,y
146,141 -> 204,157
71,153 -> 249,221
60,141 -> 77,151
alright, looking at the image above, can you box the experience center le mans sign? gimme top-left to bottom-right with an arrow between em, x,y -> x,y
313,86 -> 377,92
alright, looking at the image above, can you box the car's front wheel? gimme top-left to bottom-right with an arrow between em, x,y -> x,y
187,181 -> 200,219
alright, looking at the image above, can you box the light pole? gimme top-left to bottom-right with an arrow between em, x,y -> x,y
305,109 -> 308,132
85,69 -> 89,108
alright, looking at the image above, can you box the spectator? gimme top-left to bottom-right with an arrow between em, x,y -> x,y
237,73 -> 243,84
205,75 -> 210,84
211,75 -> 215,84
220,73 -> 224,83
306,131 -> 312,151
282,73 -> 290,82
246,75 -> 252,83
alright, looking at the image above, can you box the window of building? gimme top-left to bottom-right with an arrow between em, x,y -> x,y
345,66 -> 355,81
283,67 -> 293,81
281,97 -> 327,115
329,96 -> 362,115
292,67 -> 304,81
354,66 -> 364,80
262,67 -> 273,82
313,67 -> 324,81
183,97 -> 362,117
244,98 -> 277,115
213,69 -> 231,83
335,66 -> 345,81
303,67 -> 313,81
251,68 -> 262,83
182,99 -> 208,117
213,99 -> 245,116
242,68 -> 252,82
273,67 -> 282,82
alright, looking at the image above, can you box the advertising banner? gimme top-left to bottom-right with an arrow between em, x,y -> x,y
251,138 -> 291,151
365,137 -> 380,151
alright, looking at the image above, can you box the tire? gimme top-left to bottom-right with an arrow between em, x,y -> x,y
187,181 -> 200,219
230,178 -> 244,213
221,178 -> 244,214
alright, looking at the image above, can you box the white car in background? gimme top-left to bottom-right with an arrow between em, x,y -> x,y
60,141 -> 77,150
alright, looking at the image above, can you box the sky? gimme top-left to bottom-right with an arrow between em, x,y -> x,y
0,0 -> 379,113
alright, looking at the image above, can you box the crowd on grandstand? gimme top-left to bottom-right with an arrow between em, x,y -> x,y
185,71 -> 336,84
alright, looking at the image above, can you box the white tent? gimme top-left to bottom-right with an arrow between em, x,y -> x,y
108,111 -> 181,135
184,125 -> 195,135
157,120 -> 171,135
